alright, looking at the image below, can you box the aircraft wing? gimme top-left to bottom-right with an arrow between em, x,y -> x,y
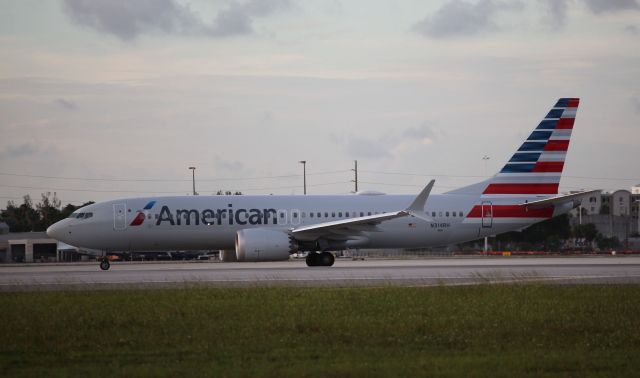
291,180 -> 434,240
521,189 -> 601,209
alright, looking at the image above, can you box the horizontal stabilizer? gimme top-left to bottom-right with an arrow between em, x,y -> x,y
521,189 -> 601,209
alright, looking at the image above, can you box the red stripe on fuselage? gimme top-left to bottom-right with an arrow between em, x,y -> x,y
533,161 -> 564,173
483,183 -> 559,195
544,140 -> 569,151
467,205 -> 553,218
567,99 -> 579,107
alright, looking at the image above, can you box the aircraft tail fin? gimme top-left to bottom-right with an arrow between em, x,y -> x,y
447,98 -> 579,196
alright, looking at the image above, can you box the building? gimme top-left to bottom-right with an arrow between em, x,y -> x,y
570,188 -> 640,245
0,232 -> 88,263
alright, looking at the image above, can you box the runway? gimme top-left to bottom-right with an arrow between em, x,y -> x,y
2,256 -> 640,291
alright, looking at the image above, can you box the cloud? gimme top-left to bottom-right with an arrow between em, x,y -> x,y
411,0 -> 524,38
402,123 -> 438,145
541,0 -> 571,30
213,155 -> 245,172
0,142 -> 51,159
338,123 -> 440,159
54,98 -> 78,111
63,0 -> 291,41
2,143 -> 38,158
582,0 -> 639,14
344,135 -> 392,159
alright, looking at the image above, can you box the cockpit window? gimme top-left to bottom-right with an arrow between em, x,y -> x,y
69,212 -> 93,219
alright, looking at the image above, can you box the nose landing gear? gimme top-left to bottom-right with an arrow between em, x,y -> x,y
99,257 -> 110,271
305,251 -> 335,267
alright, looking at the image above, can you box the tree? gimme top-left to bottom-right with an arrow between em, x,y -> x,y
36,192 -> 63,231
0,194 -> 94,232
573,223 -> 599,242
495,214 -> 572,251
1,196 -> 40,232
597,235 -> 621,250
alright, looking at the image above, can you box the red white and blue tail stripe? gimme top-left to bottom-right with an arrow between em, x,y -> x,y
482,98 -> 579,196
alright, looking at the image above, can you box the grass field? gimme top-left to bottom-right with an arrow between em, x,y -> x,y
1,285 -> 640,377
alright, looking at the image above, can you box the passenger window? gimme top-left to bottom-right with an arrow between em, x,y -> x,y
310,213 -> 314,218
432,212 -> 436,217
446,212 -> 449,217
439,212 -> 443,217
360,212 -> 364,217
338,212 -> 342,217
452,212 -> 456,217
459,212 -> 463,217
331,212 -> 335,217
280,213 -> 284,218
346,212 -> 350,217
325,212 -> 328,218
368,212 -> 372,216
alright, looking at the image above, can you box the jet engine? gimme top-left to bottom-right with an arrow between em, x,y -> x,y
235,229 -> 298,262
219,249 -> 237,262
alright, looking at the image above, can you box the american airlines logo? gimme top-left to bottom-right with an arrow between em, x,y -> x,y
155,204 -> 278,226
129,201 -> 157,226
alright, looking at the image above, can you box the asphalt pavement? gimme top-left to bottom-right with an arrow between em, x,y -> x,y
2,255 -> 640,291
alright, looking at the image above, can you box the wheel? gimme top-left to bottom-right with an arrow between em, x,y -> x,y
306,252 -> 335,267
320,252 -> 335,267
100,259 -> 110,271
305,253 -> 318,267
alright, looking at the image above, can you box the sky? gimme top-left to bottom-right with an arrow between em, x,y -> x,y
0,0 -> 639,205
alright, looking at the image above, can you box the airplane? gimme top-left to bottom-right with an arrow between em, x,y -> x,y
47,98 -> 598,270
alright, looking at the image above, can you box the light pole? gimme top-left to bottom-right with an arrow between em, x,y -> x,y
482,155 -> 490,177
352,160 -> 358,193
299,161 -> 306,195
188,166 -> 197,195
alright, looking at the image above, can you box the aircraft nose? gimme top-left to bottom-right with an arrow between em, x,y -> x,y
46,221 -> 65,241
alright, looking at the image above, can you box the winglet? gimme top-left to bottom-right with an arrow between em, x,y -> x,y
406,180 -> 435,222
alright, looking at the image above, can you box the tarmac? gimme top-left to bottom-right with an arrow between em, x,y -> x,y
2,255 -> 640,291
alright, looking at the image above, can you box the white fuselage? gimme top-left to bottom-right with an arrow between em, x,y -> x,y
47,192 -> 556,252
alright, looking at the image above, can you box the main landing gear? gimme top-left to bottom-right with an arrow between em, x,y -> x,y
306,252 -> 335,267
99,257 -> 111,271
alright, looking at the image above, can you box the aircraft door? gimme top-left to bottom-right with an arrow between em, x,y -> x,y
114,203 -> 127,230
481,201 -> 493,228
277,209 -> 288,225
291,209 -> 301,226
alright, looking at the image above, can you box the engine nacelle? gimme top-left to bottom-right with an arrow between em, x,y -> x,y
219,249 -> 237,262
235,229 -> 297,262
